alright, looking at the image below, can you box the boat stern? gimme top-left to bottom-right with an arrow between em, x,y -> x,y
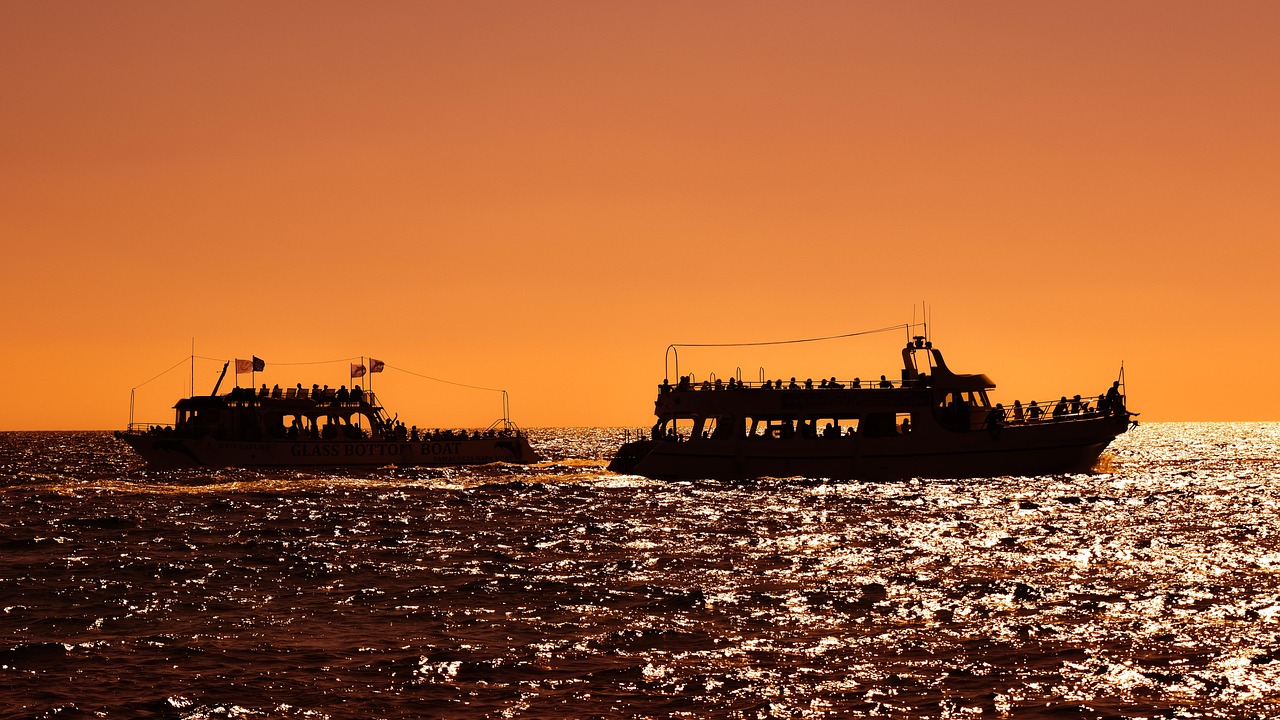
608,439 -> 658,475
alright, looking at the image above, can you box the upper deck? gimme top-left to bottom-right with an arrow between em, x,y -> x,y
656,376 -> 935,415
176,385 -> 386,411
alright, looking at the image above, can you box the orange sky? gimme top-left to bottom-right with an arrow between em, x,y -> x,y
3,2 -> 1278,430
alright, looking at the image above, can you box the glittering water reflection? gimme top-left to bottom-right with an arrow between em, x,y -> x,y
1,424 -> 1278,718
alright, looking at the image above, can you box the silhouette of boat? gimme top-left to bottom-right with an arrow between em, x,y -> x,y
609,328 -> 1135,480
116,362 -> 539,469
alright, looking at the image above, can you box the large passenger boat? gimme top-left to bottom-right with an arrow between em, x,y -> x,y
116,362 -> 539,469
609,327 -> 1135,480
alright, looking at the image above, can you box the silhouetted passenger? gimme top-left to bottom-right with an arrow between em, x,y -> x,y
879,375 -> 893,389
947,395 -> 971,431
1028,400 -> 1042,422
986,404 -> 1006,433
271,384 -> 281,398
259,384 -> 269,397
1012,399 -> 1024,423
852,377 -> 861,389
805,378 -> 814,390
352,385 -> 363,403
762,379 -> 773,390
337,385 -> 350,402
788,377 -> 800,390
714,378 -> 723,391
829,376 -> 844,389
1105,381 -> 1122,415
1070,394 -> 1082,414
1052,396 -> 1068,419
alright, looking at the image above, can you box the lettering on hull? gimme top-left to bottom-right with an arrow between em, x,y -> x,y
269,440 -> 512,465
128,437 -> 530,468
287,442 -> 466,458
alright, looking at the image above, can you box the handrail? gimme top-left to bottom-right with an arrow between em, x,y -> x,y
128,422 -> 175,432
667,376 -> 903,391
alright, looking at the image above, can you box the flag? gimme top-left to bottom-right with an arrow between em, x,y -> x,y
351,362 -> 367,378
235,358 -> 253,374
370,358 -> 385,373
252,356 -> 265,372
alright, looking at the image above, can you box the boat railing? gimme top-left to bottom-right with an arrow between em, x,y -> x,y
621,427 -> 654,444
127,422 -> 176,433
664,376 -> 906,392
227,388 -> 384,408
997,392 -> 1126,426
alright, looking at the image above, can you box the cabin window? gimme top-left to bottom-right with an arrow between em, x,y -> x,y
657,417 -> 696,441
810,416 -> 859,438
863,412 -> 913,438
710,416 -> 735,439
284,414 -> 306,439
745,416 -> 796,439
692,416 -> 731,440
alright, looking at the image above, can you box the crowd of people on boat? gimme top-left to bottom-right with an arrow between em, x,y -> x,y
144,418 -> 522,442
279,416 -> 521,443
661,374 -> 908,393
142,379 -> 527,444
226,383 -> 373,405
981,381 -> 1127,432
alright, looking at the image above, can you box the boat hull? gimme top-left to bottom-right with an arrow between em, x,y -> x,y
116,432 -> 540,470
609,416 -> 1131,481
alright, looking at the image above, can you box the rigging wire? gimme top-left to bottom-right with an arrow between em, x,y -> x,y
669,323 -> 909,350
268,357 -> 362,367
191,354 -> 361,367
385,365 -> 504,394
131,357 -> 190,390
665,323 -> 912,379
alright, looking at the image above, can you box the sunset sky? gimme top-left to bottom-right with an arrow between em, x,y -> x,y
4,2 -> 1278,430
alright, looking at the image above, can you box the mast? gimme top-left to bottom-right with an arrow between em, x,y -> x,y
210,361 -> 230,396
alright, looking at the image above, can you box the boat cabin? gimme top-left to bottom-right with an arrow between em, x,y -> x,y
168,386 -> 393,441
649,338 -> 1001,442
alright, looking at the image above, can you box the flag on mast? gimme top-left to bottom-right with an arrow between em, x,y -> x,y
235,357 -> 266,374
370,358 -> 385,373
350,362 -> 367,378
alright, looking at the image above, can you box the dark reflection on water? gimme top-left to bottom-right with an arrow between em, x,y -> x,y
1,424 -> 1279,719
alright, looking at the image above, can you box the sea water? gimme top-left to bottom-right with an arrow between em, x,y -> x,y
1,423 -> 1279,719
